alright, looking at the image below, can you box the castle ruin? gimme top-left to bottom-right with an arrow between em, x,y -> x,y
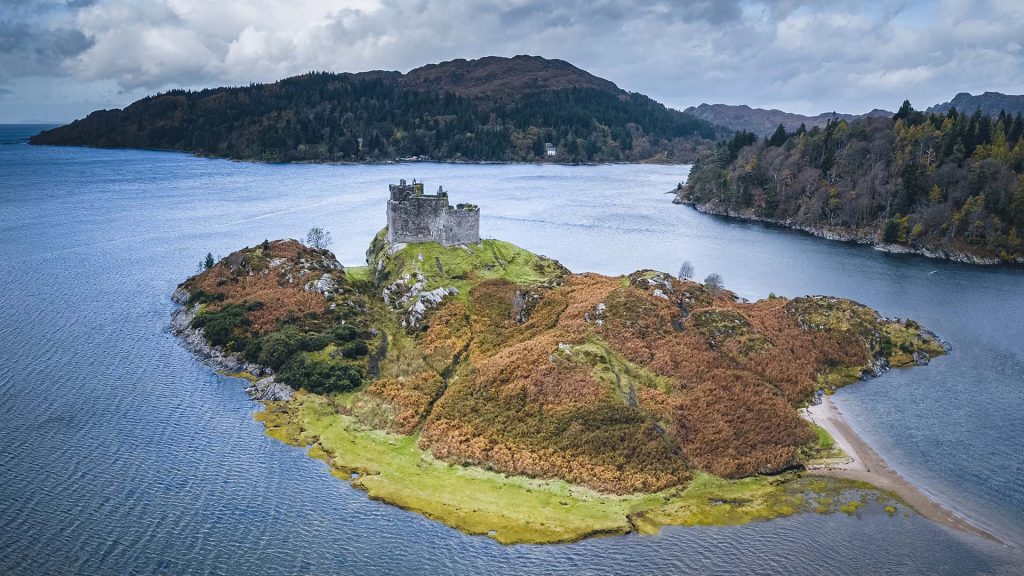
386,179 -> 480,246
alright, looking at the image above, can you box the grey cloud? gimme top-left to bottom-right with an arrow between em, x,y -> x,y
2,0 -> 1024,119
0,20 -> 93,79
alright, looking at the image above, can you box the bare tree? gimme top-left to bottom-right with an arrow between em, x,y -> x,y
677,260 -> 695,280
305,227 -> 333,250
704,273 -> 724,297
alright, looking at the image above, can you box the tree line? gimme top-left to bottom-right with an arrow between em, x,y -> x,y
32,71 -> 718,163
683,101 -> 1024,261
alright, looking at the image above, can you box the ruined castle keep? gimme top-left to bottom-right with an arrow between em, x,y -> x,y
386,179 -> 481,246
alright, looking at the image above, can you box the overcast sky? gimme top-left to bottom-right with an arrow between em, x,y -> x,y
2,0 -> 1023,123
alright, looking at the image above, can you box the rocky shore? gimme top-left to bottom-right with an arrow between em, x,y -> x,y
170,286 -> 294,401
673,194 -> 1024,266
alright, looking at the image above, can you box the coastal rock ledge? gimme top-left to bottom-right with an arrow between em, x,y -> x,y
673,194 -> 1024,266
171,274 -> 292,401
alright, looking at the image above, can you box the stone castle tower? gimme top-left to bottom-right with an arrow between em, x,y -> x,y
386,179 -> 481,246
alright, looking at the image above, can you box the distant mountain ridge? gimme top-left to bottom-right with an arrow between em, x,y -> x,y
684,103 -> 892,136
927,91 -> 1024,117
400,55 -> 621,97
30,55 -> 720,163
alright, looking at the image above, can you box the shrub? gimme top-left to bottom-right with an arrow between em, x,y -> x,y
277,354 -> 363,394
330,324 -> 362,342
257,327 -> 302,370
340,339 -> 370,358
703,273 -> 725,297
298,331 -> 330,352
192,303 -> 250,347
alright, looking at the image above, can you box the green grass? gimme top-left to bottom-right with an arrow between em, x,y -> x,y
881,321 -> 946,367
344,265 -> 371,283
814,425 -> 836,451
375,235 -> 566,302
816,365 -> 864,391
255,393 -> 888,545
798,423 -> 846,464
561,339 -> 676,396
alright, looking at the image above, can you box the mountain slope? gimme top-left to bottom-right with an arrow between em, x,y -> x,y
928,92 -> 1024,117
684,103 -> 891,136
30,55 -> 720,163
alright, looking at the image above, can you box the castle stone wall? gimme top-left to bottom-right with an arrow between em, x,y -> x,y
386,181 -> 480,246
440,207 -> 480,246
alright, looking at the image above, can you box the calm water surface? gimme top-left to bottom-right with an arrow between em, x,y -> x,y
1,125 -> 1022,575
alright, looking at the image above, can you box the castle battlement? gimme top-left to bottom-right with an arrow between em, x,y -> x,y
386,179 -> 480,246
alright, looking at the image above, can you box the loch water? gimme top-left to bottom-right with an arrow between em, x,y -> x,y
1,125 -> 1022,575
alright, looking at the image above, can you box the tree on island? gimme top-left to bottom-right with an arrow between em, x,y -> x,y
305,227 -> 333,250
203,252 -> 215,270
678,260 -> 695,280
704,272 -> 724,297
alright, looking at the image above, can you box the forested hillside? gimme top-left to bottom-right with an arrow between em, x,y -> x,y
679,101 -> 1024,263
30,56 -> 719,163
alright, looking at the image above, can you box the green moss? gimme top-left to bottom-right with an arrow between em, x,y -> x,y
816,365 -> 864,391
371,232 -> 567,300
787,296 -> 879,336
343,265 -> 371,283
881,321 -> 946,367
689,308 -> 752,343
840,499 -> 865,514
561,339 -> 676,396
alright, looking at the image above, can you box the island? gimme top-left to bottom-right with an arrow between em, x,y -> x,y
171,180 -> 963,545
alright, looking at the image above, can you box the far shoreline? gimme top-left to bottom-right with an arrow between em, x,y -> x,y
24,139 -> 699,167
801,395 -> 1007,547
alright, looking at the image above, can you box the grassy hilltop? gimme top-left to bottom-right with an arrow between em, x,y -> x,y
174,232 -> 945,543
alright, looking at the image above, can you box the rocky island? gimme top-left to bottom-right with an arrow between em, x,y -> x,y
172,181 -> 956,544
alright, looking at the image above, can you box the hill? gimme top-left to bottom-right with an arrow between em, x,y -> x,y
684,103 -> 891,136
678,101 -> 1024,264
400,55 -> 620,97
171,229 -> 944,543
928,91 -> 1024,117
30,55 -> 720,163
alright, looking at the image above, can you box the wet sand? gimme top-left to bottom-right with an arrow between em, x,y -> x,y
801,396 -> 1005,545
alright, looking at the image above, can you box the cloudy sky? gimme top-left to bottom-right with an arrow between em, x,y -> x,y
2,0 -> 1023,123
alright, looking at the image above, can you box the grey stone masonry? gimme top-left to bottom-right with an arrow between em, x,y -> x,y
386,179 -> 480,246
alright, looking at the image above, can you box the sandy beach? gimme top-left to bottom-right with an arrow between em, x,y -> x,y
801,395 -> 1004,545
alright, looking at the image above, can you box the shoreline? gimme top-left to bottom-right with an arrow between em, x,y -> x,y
673,196 -> 1024,266
801,395 -> 1006,546
27,141 -> 699,166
